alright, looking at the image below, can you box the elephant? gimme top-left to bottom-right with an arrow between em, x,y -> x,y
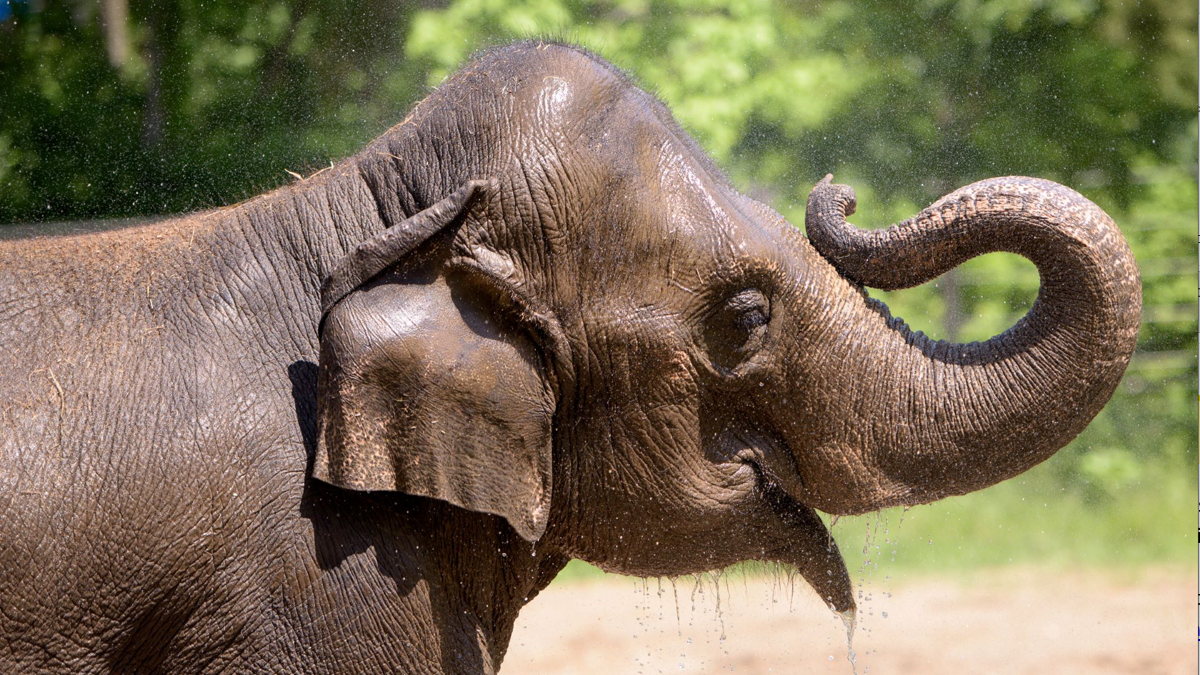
0,41 -> 1140,673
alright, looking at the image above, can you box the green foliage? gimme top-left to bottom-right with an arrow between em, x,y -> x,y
0,0 -> 427,219
1,0 -> 1194,569
832,454 -> 1197,573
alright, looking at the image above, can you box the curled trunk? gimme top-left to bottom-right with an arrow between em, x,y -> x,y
796,175 -> 1141,515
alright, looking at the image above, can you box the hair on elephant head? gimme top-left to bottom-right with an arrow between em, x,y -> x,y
309,42 -> 1140,618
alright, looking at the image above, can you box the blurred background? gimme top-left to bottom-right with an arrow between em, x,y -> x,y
0,0 -> 1195,670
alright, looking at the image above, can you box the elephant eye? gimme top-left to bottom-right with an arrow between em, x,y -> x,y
702,289 -> 771,371
729,291 -> 770,331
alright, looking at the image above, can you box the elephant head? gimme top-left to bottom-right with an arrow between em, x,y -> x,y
311,43 -> 1140,616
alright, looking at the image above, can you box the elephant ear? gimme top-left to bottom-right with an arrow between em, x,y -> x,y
313,179 -> 556,541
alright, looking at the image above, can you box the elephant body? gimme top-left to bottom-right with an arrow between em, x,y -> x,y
0,171 -> 561,672
0,42 -> 1139,673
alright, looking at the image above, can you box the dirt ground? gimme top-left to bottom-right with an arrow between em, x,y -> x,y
503,567 -> 1195,674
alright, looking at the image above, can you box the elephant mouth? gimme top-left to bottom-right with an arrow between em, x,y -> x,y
723,426 -> 810,503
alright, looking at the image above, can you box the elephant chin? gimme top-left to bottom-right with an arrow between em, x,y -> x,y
719,426 -> 853,612
760,482 -> 855,614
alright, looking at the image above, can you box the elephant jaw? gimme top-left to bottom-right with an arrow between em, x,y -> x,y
724,428 -> 854,613
758,481 -> 855,614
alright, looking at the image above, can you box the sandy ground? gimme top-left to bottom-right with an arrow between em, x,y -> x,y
503,568 -> 1196,675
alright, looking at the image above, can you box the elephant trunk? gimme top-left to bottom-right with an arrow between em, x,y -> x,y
790,175 -> 1141,515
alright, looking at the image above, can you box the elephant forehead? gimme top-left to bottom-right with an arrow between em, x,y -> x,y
536,76 -> 576,129
652,138 -> 737,238
640,138 -> 788,268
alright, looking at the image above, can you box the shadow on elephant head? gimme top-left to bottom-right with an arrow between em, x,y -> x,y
302,43 -> 1140,619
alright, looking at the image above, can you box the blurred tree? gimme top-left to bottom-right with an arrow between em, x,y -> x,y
0,0 -> 426,221
99,0 -> 130,68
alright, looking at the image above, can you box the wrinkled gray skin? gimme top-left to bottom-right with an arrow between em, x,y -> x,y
0,43 -> 1140,673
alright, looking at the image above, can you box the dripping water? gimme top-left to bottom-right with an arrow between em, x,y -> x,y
839,608 -> 859,675
669,577 -> 681,635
